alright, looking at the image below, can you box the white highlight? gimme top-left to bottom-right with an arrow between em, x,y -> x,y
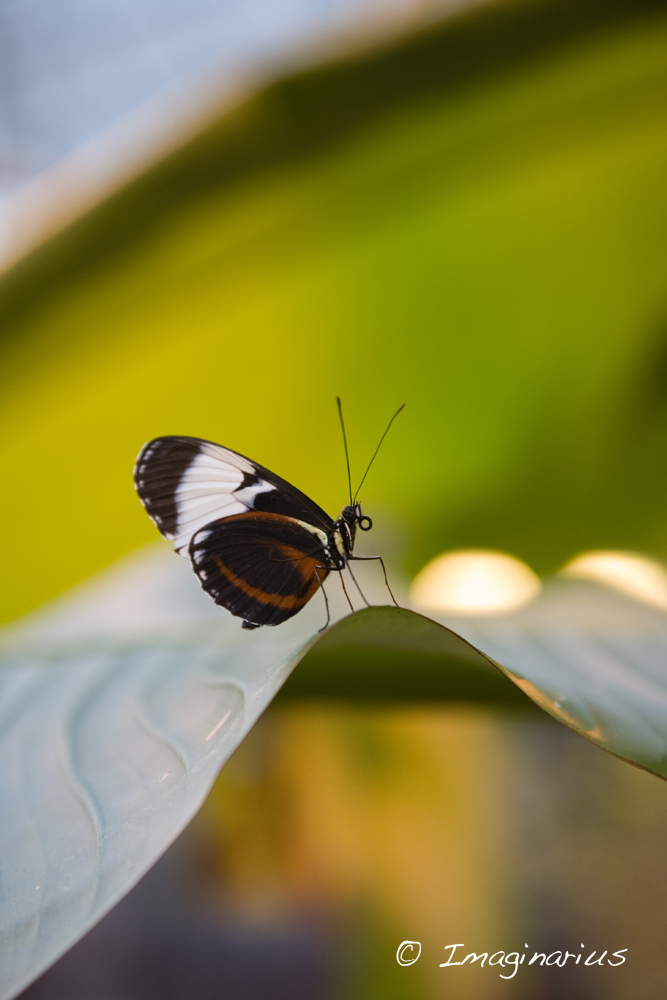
562,551 -> 667,610
234,479 -> 276,508
410,550 -> 541,616
204,710 -> 232,743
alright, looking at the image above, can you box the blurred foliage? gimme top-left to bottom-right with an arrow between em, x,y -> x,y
26,700 -> 667,998
3,0 -> 667,624
181,702 -> 667,999
190,706 -> 518,1000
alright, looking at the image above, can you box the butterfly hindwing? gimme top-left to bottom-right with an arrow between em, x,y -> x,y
134,436 -> 334,555
189,512 -> 331,626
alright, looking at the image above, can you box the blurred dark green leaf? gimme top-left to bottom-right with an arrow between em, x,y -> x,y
291,586 -> 667,784
282,604 -> 533,704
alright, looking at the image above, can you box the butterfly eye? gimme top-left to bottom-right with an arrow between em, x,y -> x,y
359,516 -> 373,531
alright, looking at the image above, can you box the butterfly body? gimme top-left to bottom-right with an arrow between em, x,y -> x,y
134,436 -> 372,629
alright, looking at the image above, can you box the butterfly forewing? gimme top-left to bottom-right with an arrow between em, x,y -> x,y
189,512 -> 331,626
134,435 -> 334,555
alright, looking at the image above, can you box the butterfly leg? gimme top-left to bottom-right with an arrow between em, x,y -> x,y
345,561 -> 370,607
338,570 -> 355,614
349,555 -> 400,608
317,570 -> 332,632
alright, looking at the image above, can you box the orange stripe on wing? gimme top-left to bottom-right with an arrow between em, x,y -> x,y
213,549 -> 329,610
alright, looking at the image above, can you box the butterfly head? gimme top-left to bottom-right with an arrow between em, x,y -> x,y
330,504 -> 369,568
341,503 -> 373,532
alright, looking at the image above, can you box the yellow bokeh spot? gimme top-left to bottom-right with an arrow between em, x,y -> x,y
562,551 -> 667,610
409,550 -> 541,616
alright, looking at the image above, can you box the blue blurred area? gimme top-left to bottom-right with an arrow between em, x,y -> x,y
0,0 -> 458,194
19,854 -> 334,1000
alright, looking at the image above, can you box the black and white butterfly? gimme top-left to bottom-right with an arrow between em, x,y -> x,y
133,404 -> 402,630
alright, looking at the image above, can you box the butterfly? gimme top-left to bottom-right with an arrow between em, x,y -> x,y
133,402 -> 403,630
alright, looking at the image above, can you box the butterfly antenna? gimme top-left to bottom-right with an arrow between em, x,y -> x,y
353,403 -> 405,503
336,396 -> 353,505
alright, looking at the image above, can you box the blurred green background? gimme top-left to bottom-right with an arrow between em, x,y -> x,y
6,0 -> 667,998
4,0 -> 667,625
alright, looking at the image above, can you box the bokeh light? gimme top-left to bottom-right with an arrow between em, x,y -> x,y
562,550 -> 667,610
409,549 -> 541,615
